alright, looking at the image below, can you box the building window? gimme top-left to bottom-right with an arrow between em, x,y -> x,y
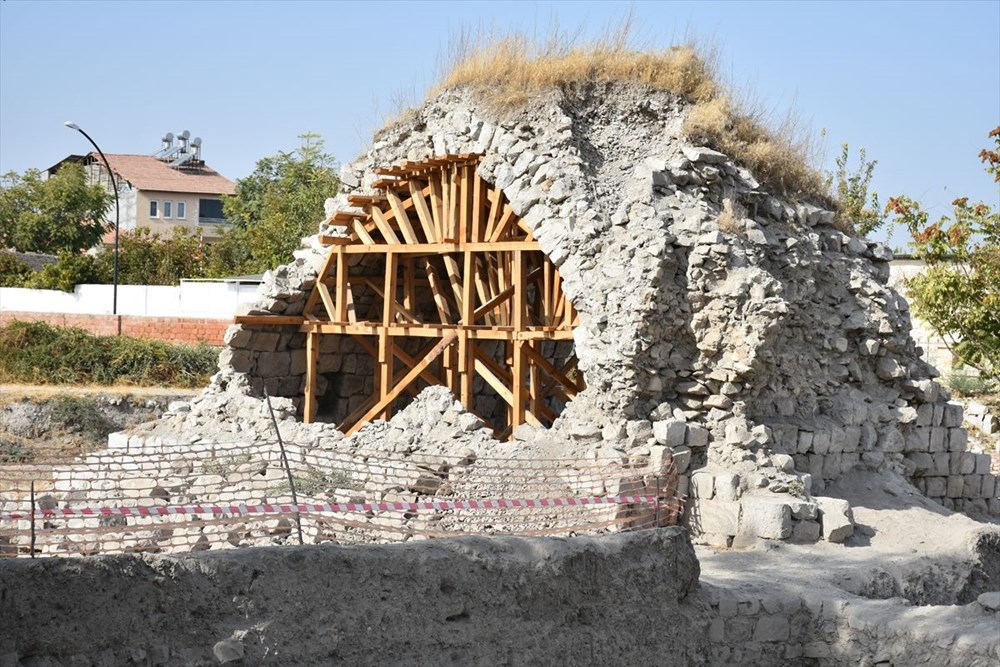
198,198 -> 226,224
149,200 -> 158,218
176,201 -> 186,219
164,201 -> 172,219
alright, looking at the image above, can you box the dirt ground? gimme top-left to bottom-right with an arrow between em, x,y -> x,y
0,384 -> 196,460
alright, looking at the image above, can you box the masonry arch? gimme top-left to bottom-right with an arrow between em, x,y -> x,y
239,154 -> 583,439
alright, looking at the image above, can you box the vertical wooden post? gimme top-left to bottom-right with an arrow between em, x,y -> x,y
460,249 -> 475,410
379,252 -> 398,419
334,246 -> 348,323
511,249 -> 526,430
304,330 -> 319,423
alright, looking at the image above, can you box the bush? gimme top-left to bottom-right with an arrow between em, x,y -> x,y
0,321 -> 218,387
22,252 -> 109,292
0,253 -> 32,287
48,395 -> 114,440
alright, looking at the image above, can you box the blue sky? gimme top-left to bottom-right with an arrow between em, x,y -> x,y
1,0 -> 998,244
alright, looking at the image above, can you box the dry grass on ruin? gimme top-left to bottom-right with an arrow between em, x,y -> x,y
435,25 -> 827,202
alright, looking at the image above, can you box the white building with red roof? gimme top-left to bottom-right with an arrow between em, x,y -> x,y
48,131 -> 236,241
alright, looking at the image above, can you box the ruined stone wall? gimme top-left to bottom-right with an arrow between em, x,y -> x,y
160,81 -> 996,543
3,529 -> 998,666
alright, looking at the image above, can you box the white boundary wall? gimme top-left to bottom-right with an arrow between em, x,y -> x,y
0,280 -> 260,319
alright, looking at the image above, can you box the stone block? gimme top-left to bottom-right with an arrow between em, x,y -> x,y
670,445 -> 692,474
963,475 -> 982,499
685,424 -> 710,449
916,403 -> 934,426
653,419 -> 687,447
815,496 -> 854,543
928,427 -> 948,453
933,402 -> 945,426
948,428 -> 968,452
796,430 -> 814,454
739,498 -> 792,540
256,351 -> 291,378
753,614 -> 790,642
946,475 -> 965,498
881,428 -> 905,453
808,454 -> 824,481
904,426 -> 930,452
829,430 -> 847,454
714,474 -> 741,502
925,476 -> 947,497
812,430 -> 831,455
932,453 -> 950,476
791,520 -> 821,543
943,402 -> 964,427
822,453 -> 842,480
248,332 -> 281,352
981,475 -> 997,499
906,452 -> 934,476
695,499 -> 741,535
690,472 -> 714,499
842,427 -> 861,453
976,454 -> 992,475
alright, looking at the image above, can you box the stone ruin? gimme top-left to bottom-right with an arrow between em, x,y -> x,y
121,79 -> 999,549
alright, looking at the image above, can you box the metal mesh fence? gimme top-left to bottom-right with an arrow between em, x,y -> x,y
1,439 -> 684,558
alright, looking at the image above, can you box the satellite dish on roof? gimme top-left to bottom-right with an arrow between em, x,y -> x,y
190,137 -> 202,147
178,130 -> 191,141
163,132 -> 174,143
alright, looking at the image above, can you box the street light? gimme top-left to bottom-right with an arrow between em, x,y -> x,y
64,121 -> 120,315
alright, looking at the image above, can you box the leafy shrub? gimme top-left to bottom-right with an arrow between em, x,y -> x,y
0,321 -> 218,387
22,252 -> 109,292
944,373 -> 996,398
0,253 -> 32,287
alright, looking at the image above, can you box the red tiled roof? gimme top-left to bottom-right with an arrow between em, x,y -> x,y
95,153 -> 236,196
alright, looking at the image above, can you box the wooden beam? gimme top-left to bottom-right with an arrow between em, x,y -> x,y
360,278 -> 423,324
234,315 -> 304,326
370,207 -> 401,245
334,247 -> 348,322
339,241 -> 541,254
442,254 -> 464,314
471,168 -> 483,243
316,281 -> 337,321
522,344 -> 580,397
352,218 -> 376,245
346,332 -> 458,435
386,190 -> 420,244
408,179 -> 437,243
458,165 -> 470,243
304,331 -> 319,423
423,258 -> 452,323
489,205 -> 517,243
351,335 -> 441,392
511,250 -> 526,430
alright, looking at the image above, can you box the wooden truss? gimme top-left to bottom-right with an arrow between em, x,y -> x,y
236,154 -> 583,439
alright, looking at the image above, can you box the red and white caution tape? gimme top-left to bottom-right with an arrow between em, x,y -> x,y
0,495 -> 661,521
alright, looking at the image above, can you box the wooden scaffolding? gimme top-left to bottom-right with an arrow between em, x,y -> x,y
236,154 -> 583,439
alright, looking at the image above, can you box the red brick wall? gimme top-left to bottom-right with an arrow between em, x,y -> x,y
0,311 -> 230,346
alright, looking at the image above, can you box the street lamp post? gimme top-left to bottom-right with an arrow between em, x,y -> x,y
64,122 -> 120,315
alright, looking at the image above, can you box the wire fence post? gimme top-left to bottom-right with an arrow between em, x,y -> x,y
29,480 -> 36,558
654,475 -> 661,528
264,389 -> 304,546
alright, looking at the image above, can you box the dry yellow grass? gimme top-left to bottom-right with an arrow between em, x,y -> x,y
434,27 -> 828,202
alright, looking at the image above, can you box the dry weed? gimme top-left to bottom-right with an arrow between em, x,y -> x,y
433,22 -> 829,203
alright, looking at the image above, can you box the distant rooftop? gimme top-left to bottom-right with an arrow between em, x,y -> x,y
49,152 -> 235,196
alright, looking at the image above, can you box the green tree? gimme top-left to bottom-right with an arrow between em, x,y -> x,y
0,164 -> 111,254
217,132 -> 339,274
886,127 -> 1000,381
